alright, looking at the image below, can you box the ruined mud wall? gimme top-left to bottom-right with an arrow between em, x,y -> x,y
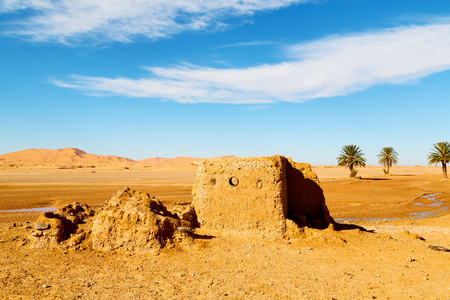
91,188 -> 192,253
286,160 -> 332,228
192,155 -> 288,239
192,155 -> 333,239
29,188 -> 196,253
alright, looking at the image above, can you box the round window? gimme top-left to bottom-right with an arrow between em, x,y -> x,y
229,176 -> 239,187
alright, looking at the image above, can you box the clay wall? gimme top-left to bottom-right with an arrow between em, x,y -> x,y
192,155 -> 332,239
192,155 -> 288,239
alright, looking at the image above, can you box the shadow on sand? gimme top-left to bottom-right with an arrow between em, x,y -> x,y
332,221 -> 374,233
191,233 -> 215,240
360,177 -> 391,181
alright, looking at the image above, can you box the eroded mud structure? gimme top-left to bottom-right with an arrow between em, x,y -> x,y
28,155 -> 334,252
192,155 -> 334,239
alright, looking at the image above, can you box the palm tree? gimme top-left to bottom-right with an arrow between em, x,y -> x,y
428,142 -> 450,178
377,147 -> 399,174
337,145 -> 367,177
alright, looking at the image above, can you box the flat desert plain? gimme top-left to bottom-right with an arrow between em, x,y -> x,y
0,163 -> 449,299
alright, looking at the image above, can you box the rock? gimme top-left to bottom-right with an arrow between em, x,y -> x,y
28,203 -> 95,249
172,205 -> 198,225
176,227 -> 195,234
65,231 -> 87,247
34,223 -> 49,230
60,202 -> 95,224
28,214 -> 65,248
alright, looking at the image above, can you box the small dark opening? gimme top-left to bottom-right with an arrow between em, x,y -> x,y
229,176 -> 239,187
211,178 -> 216,185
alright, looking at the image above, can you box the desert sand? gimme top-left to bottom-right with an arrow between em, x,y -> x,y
0,161 -> 449,299
0,147 -> 227,166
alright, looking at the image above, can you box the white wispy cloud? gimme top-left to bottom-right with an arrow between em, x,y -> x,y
214,40 -> 279,49
0,0 -> 308,44
52,21 -> 450,104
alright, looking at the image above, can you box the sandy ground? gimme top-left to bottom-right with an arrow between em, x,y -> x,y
0,163 -> 449,299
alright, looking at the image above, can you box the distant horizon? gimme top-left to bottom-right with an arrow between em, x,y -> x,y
0,146 -> 444,167
1,1 -> 450,166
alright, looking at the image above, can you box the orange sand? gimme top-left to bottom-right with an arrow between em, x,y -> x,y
0,163 -> 449,299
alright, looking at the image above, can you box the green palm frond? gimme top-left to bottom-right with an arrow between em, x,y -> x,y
428,142 -> 450,178
377,147 -> 399,168
337,145 -> 366,174
428,142 -> 450,165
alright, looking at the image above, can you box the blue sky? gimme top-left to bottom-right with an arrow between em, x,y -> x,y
1,0 -> 450,165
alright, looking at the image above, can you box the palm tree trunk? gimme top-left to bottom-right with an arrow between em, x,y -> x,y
443,162 -> 448,178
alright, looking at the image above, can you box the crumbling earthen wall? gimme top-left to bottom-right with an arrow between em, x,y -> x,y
29,188 -> 196,253
192,156 -> 288,239
91,188 -> 193,253
28,202 -> 95,249
286,160 -> 332,228
192,155 -> 332,239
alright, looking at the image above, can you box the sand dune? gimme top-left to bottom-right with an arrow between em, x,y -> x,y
0,148 -> 135,164
139,155 -> 237,164
137,157 -> 198,165
1,148 -> 238,165
137,157 -> 170,164
161,156 -> 204,164
161,155 -> 237,164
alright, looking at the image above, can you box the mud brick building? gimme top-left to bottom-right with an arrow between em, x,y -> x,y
192,155 -> 333,239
